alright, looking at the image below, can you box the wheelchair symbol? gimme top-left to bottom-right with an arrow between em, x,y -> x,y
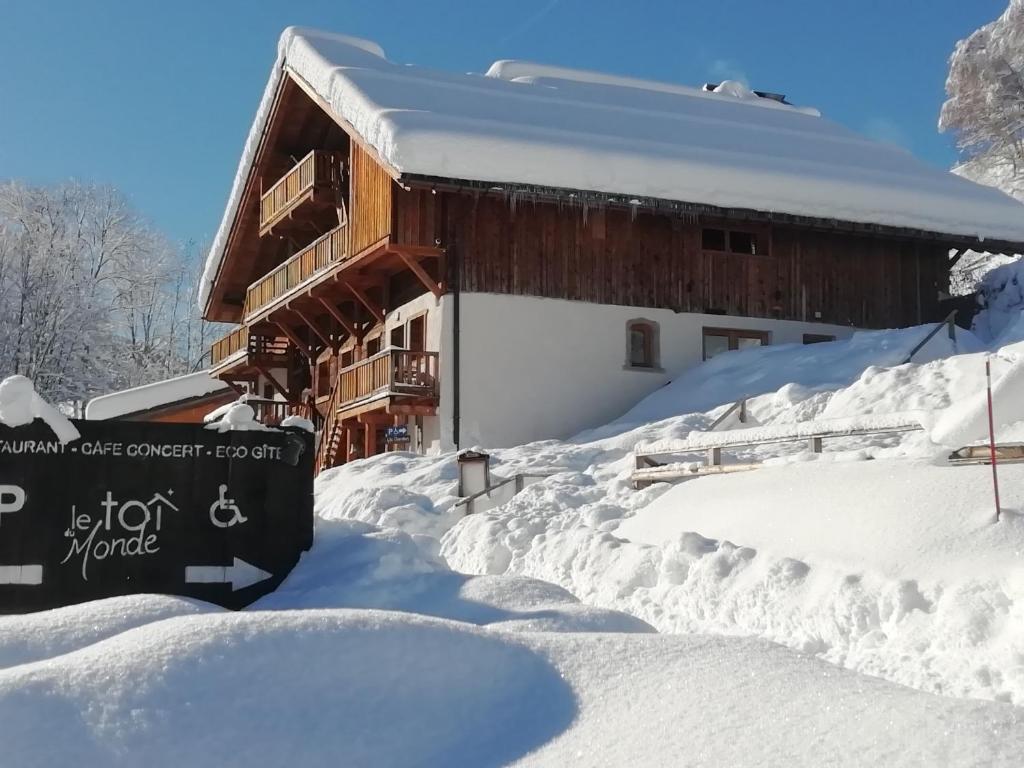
209,485 -> 247,528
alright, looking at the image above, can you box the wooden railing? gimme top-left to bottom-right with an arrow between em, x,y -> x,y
315,374 -> 349,473
209,328 -> 293,368
336,349 -> 439,411
260,150 -> 342,234
247,398 -> 314,428
244,224 -> 348,319
210,326 -> 249,366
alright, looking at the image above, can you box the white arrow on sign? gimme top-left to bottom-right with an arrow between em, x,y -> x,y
184,557 -> 272,592
0,564 -> 43,585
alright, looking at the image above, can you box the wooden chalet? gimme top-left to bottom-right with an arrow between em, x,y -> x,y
199,28 -> 1024,473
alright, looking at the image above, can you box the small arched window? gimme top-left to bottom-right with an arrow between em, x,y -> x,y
626,320 -> 659,369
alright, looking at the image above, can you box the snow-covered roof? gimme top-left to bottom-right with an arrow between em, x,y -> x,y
200,26 -> 1024,307
85,371 -> 231,420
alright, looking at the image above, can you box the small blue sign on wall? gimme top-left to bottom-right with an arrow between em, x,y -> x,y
384,425 -> 410,443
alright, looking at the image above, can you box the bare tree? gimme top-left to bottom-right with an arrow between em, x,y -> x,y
940,0 -> 1024,176
0,181 -> 213,403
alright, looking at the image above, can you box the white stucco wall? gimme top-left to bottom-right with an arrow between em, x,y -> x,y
448,293 -> 856,450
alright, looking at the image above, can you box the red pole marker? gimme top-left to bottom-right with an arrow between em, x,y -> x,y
986,358 -> 1001,523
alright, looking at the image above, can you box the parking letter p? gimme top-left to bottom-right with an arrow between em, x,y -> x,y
0,485 -> 26,517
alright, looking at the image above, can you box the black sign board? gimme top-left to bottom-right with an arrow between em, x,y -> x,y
0,419 -> 313,613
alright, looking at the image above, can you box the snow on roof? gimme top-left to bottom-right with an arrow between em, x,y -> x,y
85,371 -> 231,420
199,26 -> 1024,307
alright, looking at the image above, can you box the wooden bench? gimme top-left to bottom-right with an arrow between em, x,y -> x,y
632,413 -> 925,488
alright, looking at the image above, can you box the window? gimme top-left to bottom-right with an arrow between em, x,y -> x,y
701,227 -> 767,255
390,326 -> 405,349
407,314 -> 426,353
728,231 -> 760,255
702,228 -> 726,251
316,360 -> 331,398
626,320 -> 659,369
365,335 -> 381,356
803,333 -> 835,345
702,327 -> 769,360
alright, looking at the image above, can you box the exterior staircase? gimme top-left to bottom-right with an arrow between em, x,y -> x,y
315,377 -> 346,473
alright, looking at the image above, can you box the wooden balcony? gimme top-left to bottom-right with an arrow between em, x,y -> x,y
244,224 -> 349,320
209,326 -> 292,373
336,349 -> 439,417
246,398 -> 317,428
210,325 -> 250,367
260,150 -> 343,236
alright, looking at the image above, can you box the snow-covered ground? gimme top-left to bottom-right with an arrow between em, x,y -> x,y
6,322 -> 1024,764
3,519 -> 1024,767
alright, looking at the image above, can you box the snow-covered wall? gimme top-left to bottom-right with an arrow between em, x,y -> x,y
451,293 -> 855,449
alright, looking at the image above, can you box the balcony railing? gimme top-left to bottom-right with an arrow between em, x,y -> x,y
210,325 -> 249,367
246,398 -> 316,428
244,224 -> 348,319
210,326 -> 292,369
337,349 -> 439,413
260,150 -> 343,235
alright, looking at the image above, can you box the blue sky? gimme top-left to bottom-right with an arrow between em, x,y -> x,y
0,0 -> 1008,246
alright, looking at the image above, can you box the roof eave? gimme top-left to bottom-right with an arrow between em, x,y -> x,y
399,173 -> 1024,255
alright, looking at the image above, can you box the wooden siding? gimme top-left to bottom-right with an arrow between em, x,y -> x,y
412,192 -> 950,329
350,144 -> 392,255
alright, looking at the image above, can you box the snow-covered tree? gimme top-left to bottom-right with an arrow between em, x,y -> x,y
0,181 -> 216,405
940,0 -> 1024,177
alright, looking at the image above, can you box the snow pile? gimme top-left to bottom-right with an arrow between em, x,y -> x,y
280,414 -> 315,432
0,595 -> 218,670
972,257 -> 1024,344
203,401 -> 272,432
0,374 -> 80,443
201,26 -> 1024,307
6,609 -> 1024,767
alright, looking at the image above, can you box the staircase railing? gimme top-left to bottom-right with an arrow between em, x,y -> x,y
902,309 -> 958,365
315,376 -> 347,473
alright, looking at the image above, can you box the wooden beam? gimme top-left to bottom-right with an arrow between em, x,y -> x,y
254,363 -> 290,400
317,297 -> 360,339
344,281 -> 385,324
275,322 -> 312,358
395,249 -> 442,299
293,308 -> 334,349
391,245 -> 443,258
386,403 -> 438,417
221,379 -> 246,396
948,248 -> 967,268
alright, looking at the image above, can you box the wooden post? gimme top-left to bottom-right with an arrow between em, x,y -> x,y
342,427 -> 352,464
808,436 -> 823,454
364,422 -> 376,458
986,358 -> 1002,522
707,447 -> 722,467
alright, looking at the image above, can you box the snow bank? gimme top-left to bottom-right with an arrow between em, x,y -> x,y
0,375 -> 80,443
0,595 -> 218,670
4,609 -> 1023,767
585,323 -> 974,439
930,352 -> 1024,445
200,26 -> 1024,307
972,256 -> 1024,343
303,331 -> 1024,704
